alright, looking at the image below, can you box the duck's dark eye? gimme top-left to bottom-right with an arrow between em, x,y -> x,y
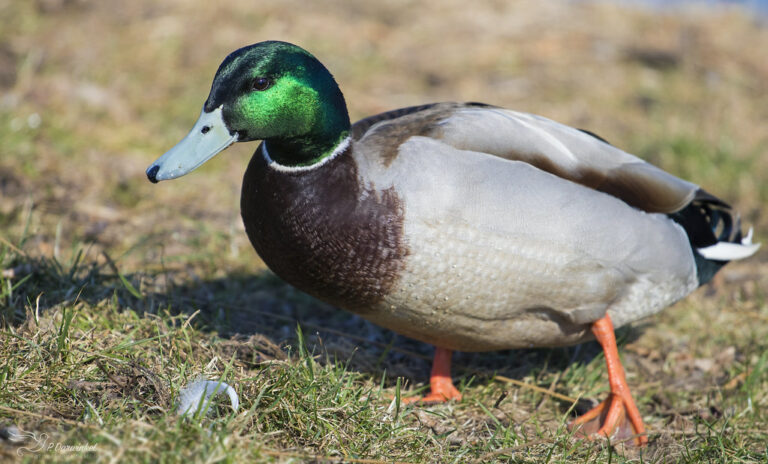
252,77 -> 272,91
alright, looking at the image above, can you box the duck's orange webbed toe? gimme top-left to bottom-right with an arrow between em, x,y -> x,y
568,315 -> 648,446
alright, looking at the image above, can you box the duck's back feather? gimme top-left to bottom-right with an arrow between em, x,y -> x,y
353,102 -> 758,285
354,102 -> 698,214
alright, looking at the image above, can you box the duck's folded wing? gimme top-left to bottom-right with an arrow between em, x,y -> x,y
355,102 -> 699,213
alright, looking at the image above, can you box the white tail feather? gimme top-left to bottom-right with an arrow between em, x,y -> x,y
742,227 -> 754,245
697,229 -> 761,261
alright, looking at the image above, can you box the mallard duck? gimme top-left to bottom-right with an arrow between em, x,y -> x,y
146,41 -> 759,446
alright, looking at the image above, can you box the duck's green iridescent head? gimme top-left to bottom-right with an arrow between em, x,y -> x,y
147,41 -> 350,182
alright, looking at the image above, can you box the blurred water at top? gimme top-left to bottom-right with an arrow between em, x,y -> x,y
617,0 -> 768,16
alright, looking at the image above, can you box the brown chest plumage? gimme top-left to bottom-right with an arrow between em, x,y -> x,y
240,143 -> 408,313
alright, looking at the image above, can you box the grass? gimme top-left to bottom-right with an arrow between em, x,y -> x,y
1,0 -> 767,462
1,240 -> 767,463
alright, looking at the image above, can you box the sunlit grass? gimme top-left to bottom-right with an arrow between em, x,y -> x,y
0,0 -> 767,462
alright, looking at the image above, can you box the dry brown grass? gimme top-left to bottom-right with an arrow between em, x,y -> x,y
1,0 -> 767,462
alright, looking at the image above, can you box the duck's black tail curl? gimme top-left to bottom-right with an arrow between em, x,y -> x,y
668,189 -> 759,286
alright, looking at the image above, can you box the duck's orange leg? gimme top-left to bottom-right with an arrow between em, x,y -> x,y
402,347 -> 462,404
569,314 -> 648,446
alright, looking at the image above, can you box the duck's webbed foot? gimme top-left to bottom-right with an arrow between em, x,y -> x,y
568,315 -> 648,446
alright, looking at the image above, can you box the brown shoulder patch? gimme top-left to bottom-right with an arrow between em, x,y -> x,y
350,103 -> 444,140
352,102 -> 490,167
240,143 -> 408,313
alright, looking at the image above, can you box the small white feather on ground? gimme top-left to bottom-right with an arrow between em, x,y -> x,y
176,378 -> 239,418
